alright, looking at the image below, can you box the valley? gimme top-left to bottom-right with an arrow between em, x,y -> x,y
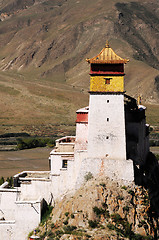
0,0 -> 158,136
0,147 -> 50,178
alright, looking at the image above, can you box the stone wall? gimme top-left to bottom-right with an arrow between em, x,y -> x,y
75,123 -> 88,151
88,93 -> 127,161
0,221 -> 15,239
0,188 -> 20,220
15,200 -> 41,240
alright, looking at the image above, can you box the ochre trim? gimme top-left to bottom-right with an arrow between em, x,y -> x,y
89,91 -> 125,94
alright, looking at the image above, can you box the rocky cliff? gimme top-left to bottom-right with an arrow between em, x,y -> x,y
33,176 -> 158,239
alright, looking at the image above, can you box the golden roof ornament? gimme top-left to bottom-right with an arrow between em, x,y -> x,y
86,41 -> 129,64
105,40 -> 109,48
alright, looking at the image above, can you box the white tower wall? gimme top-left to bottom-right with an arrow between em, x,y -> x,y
88,93 -> 126,160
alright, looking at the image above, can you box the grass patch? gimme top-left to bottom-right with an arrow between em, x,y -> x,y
0,84 -> 20,96
63,225 -> 77,234
41,204 -> 53,225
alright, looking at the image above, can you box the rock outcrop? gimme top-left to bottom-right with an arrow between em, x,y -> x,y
34,177 -> 158,239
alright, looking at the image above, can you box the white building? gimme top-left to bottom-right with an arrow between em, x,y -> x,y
0,43 -> 149,239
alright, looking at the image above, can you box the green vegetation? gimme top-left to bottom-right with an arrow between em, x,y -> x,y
0,84 -> 20,96
88,220 -> 98,228
63,219 -> 68,225
123,205 -> 129,212
84,172 -> 93,182
108,213 -> 154,239
121,185 -> 127,190
93,206 -> 105,216
149,132 -> 159,146
0,133 -> 30,138
16,137 -> 55,150
63,225 -> 77,234
71,213 -> 75,219
28,230 -> 34,238
41,205 -> 53,225
117,195 -> 124,201
128,190 -> 135,196
6,176 -> 13,188
0,176 -> 13,188
64,212 -> 69,217
155,154 -> 159,161
0,177 -> 4,185
93,205 -> 110,219
100,182 -> 106,188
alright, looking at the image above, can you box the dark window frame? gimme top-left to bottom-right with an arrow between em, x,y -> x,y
104,78 -> 112,84
62,160 -> 68,169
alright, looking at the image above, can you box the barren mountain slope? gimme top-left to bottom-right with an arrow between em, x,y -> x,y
0,0 -> 158,135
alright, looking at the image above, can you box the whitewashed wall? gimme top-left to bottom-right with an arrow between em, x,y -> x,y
88,94 -> 127,160
0,189 -> 19,220
75,157 -> 134,188
15,200 -> 41,240
0,221 -> 15,239
50,155 -> 76,199
75,123 -> 88,151
19,179 -> 52,203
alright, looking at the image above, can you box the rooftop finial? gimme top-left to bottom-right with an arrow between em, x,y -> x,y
105,40 -> 109,48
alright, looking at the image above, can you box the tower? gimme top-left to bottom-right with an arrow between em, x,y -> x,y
86,42 -> 129,160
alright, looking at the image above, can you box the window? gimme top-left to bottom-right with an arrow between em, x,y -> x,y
107,100 -> 109,103
106,136 -> 109,139
104,78 -> 112,84
62,160 -> 67,169
107,118 -> 109,122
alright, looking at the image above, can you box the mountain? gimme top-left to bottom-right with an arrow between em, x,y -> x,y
0,0 -> 158,135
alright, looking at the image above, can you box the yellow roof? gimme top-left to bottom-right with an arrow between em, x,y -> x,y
86,42 -> 129,64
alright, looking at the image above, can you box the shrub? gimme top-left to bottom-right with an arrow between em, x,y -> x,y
121,185 -> 127,190
63,225 -> 77,234
0,177 -> 4,185
93,206 -> 110,218
40,231 -> 47,239
55,229 -> 63,237
47,230 -> 55,237
84,172 -> 93,181
128,190 -> 134,196
71,213 -> 75,219
16,137 -> 55,150
65,212 -> 69,217
7,177 -> 13,188
123,205 -> 129,212
63,220 -> 68,225
107,223 -> 115,230
155,154 -> 159,161
28,230 -> 34,238
51,223 -> 55,228
102,202 -> 108,209
117,195 -> 124,201
85,234 -> 91,238
93,206 -> 105,216
111,213 -> 122,225
41,205 -> 53,224
100,183 -> 106,188
88,220 -> 98,228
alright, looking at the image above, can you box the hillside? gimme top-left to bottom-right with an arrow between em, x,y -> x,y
0,0 -> 158,135
30,176 -> 158,239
